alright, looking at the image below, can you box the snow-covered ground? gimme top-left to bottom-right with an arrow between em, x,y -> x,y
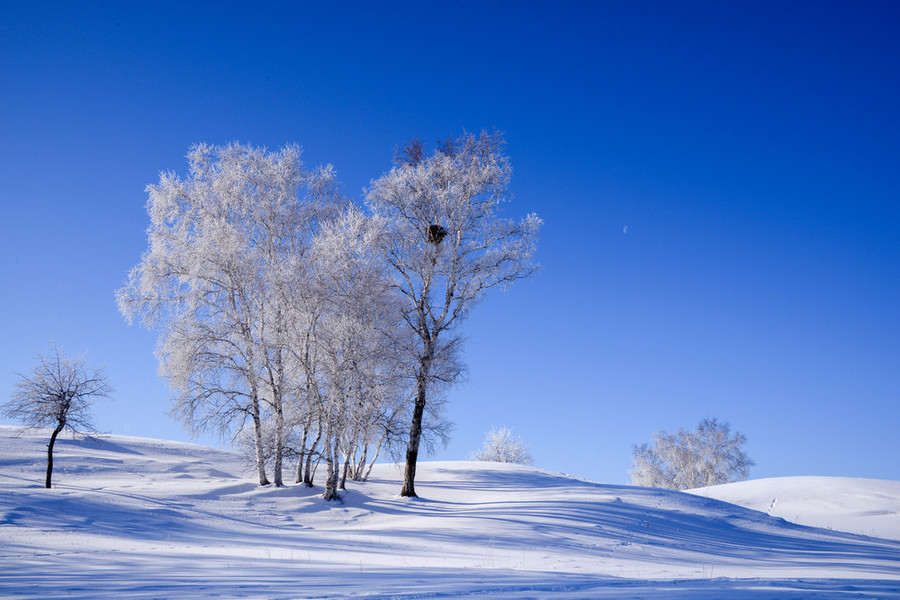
1,426 -> 899,599
690,477 -> 900,541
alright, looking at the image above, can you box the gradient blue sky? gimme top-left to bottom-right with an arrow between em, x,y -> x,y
2,1 -> 898,484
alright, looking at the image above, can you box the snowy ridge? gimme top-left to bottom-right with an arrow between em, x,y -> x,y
1,426 -> 899,599
690,476 -> 900,541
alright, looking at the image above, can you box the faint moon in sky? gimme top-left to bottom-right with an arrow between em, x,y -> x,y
623,225 -> 629,234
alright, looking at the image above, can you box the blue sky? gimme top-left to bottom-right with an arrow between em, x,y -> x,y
2,1 -> 898,484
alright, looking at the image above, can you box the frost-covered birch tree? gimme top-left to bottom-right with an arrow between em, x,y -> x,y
117,142 -> 342,487
366,131 -> 541,497
310,207 -> 413,499
630,418 -> 755,489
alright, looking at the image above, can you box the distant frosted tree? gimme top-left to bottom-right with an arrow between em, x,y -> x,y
2,344 -> 112,488
470,427 -> 533,465
367,130 -> 541,497
631,418 -> 754,490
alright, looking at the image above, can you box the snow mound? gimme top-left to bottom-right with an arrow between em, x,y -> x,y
690,476 -> 900,541
1,426 -> 899,599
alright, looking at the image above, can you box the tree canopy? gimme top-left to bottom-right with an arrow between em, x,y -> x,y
631,418 -> 754,490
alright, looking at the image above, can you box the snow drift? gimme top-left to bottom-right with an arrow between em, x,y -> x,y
691,476 -> 900,542
1,426 -> 898,598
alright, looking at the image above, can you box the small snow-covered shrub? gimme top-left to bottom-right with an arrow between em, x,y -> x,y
470,427 -> 533,465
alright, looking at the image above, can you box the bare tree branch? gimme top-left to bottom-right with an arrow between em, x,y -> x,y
2,343 -> 112,488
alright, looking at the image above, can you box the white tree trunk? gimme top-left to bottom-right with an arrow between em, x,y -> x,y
250,394 -> 270,486
322,426 -> 339,500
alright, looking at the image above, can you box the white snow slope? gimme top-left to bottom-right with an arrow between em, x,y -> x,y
1,426 -> 899,599
691,477 -> 900,542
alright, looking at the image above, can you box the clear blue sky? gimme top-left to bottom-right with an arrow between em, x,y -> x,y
2,1 -> 898,484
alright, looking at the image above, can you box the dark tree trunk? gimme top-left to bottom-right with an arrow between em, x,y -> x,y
295,424 -> 309,484
400,372 -> 429,497
46,424 -> 64,489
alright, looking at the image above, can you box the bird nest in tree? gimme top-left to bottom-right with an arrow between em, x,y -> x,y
428,224 -> 448,244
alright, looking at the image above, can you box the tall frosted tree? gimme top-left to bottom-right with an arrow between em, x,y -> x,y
366,131 -> 541,497
309,207 -> 420,498
117,142 -> 343,486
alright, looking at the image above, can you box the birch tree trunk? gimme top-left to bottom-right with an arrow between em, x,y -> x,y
304,415 -> 323,487
250,394 -> 270,486
362,437 -> 384,482
322,426 -> 340,501
354,444 -> 368,481
339,455 -> 350,490
273,394 -> 284,487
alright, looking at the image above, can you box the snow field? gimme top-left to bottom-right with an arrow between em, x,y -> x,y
1,426 -> 899,598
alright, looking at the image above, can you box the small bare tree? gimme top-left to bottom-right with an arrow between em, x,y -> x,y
470,427 -> 533,465
631,418 -> 754,490
2,344 -> 112,488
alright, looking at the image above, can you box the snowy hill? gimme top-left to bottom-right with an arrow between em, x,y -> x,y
690,476 -> 900,541
1,426 -> 899,599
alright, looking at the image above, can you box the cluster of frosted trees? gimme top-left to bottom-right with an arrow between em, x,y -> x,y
118,133 -> 540,499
